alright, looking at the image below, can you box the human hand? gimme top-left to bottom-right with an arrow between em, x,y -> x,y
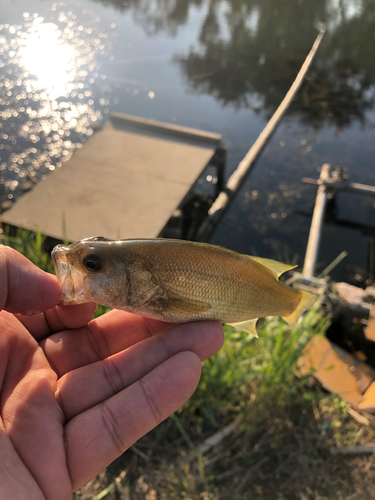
0,246 -> 224,500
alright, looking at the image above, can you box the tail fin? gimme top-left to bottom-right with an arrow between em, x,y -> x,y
282,290 -> 317,326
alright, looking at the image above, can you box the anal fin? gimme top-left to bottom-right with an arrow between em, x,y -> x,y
228,318 -> 259,338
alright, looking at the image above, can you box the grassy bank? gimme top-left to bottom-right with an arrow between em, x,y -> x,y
76,313 -> 375,500
2,227 -> 375,499
1,226 -> 56,273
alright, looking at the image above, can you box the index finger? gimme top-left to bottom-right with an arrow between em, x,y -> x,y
41,309 -> 177,375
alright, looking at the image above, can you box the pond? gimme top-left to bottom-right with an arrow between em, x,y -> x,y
0,0 -> 374,284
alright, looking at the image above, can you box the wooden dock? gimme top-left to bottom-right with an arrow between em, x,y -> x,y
2,113 -> 222,242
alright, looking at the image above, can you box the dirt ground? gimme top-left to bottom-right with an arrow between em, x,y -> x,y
74,396 -> 375,500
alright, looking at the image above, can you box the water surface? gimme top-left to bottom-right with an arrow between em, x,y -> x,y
0,0 -> 374,283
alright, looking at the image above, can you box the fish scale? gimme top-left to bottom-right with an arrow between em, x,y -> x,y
52,237 -> 317,336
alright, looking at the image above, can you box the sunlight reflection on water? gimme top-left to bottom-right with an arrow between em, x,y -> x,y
0,7 -> 116,201
19,18 -> 76,99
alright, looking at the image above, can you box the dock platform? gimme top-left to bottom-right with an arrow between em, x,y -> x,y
2,113 -> 223,242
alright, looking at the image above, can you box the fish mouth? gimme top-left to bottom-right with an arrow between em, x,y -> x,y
51,244 -> 87,304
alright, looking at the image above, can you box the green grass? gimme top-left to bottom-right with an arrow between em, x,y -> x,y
147,304 -> 329,450
9,226 -> 370,500
197,316 -> 322,419
0,225 -> 56,273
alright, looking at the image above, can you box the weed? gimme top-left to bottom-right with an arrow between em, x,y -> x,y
181,304 -> 330,432
0,225 -> 55,274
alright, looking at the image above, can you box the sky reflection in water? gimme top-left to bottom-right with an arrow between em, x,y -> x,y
0,0 -> 374,283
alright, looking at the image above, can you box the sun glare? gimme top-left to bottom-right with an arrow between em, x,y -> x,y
19,18 -> 76,99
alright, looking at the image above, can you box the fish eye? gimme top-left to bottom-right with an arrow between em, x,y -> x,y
83,254 -> 102,272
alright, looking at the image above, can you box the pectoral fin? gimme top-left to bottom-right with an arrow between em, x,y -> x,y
228,318 -> 258,338
152,298 -> 211,316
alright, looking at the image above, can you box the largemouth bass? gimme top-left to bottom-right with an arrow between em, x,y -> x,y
51,237 -> 316,336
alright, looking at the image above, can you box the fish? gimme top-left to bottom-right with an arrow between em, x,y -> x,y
51,237 -> 316,337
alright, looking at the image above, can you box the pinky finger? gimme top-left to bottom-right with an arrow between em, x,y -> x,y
65,351 -> 202,491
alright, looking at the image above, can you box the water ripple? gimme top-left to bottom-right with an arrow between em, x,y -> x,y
0,5 -> 117,204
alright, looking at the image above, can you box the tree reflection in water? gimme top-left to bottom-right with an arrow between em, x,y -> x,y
94,0 -> 375,129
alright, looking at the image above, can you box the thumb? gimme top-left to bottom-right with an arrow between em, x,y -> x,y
0,245 -> 60,315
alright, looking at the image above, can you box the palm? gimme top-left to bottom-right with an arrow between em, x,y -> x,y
0,248 -> 223,500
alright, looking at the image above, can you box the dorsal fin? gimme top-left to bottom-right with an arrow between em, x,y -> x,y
250,256 -> 296,278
